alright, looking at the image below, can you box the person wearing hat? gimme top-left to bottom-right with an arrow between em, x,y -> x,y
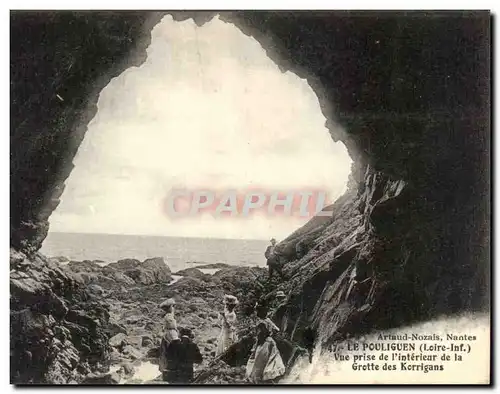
245,322 -> 285,384
275,291 -> 286,306
265,238 -> 284,280
158,298 -> 179,379
255,303 -> 280,335
267,290 -> 287,322
259,292 -> 310,375
216,294 -> 239,356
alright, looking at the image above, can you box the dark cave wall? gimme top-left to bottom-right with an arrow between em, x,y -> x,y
10,12 -> 164,382
11,10 -> 490,305
227,12 -> 490,206
11,11 -> 490,253
10,11 -> 490,379
196,11 -> 490,336
10,11 -> 164,252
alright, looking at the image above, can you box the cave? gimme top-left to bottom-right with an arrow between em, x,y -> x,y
38,14 -> 353,243
10,11 -> 490,384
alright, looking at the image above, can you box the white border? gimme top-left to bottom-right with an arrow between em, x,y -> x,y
4,1 -> 497,10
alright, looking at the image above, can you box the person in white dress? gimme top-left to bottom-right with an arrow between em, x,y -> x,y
216,294 -> 239,356
245,322 -> 285,384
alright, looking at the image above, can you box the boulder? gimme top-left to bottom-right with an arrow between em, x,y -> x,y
174,268 -> 207,279
102,257 -> 173,286
109,333 -> 127,348
143,257 -> 171,275
87,283 -> 105,296
107,321 -> 127,337
109,349 -> 122,363
119,363 -> 135,377
167,276 -> 208,294
64,257 -> 172,291
110,272 -> 136,286
125,335 -> 142,348
122,345 -> 143,360
108,259 -> 140,271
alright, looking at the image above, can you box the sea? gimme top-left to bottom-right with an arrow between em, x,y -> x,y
40,232 -> 269,272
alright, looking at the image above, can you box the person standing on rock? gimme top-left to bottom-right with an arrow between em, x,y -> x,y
269,291 -> 287,319
216,295 -> 238,356
158,298 -> 178,379
265,238 -> 283,280
255,302 -> 280,335
255,298 -> 308,376
245,322 -> 286,384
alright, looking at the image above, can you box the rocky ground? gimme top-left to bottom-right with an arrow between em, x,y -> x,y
61,257 -> 276,384
12,170 -> 456,386
11,243 -> 294,385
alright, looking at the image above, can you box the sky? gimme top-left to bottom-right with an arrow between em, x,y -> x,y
48,14 -> 352,241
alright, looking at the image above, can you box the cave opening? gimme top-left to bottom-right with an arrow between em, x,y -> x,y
40,14 -> 353,261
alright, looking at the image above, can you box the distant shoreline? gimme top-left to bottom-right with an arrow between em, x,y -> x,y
40,232 -> 269,271
45,231 -> 271,243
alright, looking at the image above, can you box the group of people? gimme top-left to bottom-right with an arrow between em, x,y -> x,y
157,291 -> 294,384
156,237 -> 309,384
158,298 -> 203,384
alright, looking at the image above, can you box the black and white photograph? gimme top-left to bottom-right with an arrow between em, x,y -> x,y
9,9 -> 491,385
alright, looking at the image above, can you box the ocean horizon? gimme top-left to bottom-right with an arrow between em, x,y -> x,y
40,232 -> 270,272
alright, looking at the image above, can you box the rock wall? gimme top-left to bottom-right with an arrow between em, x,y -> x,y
10,11 -> 490,382
10,249 -> 112,383
10,11 -> 163,252
10,12 -> 165,383
176,11 -> 490,344
274,161 -> 489,346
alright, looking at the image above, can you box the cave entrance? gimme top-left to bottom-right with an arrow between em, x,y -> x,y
40,14 -> 352,263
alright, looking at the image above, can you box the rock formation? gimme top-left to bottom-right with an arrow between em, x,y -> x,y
10,249 -> 112,383
174,267 -> 208,279
69,257 -> 173,289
